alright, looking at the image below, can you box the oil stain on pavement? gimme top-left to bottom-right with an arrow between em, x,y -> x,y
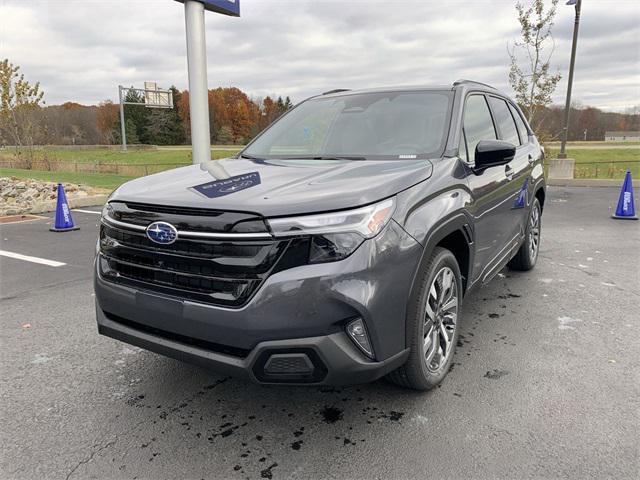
114,376 -> 408,479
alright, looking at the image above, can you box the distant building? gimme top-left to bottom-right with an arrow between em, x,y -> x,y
605,131 -> 640,142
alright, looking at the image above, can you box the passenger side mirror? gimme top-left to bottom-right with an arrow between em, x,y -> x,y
474,140 -> 516,172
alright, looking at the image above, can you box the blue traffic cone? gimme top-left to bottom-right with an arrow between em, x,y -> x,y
612,170 -> 638,220
49,183 -> 80,232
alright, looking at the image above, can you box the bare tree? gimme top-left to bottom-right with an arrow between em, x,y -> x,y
508,0 -> 562,135
0,59 -> 45,166
96,100 -> 120,144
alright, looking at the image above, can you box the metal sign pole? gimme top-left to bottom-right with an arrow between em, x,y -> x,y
184,0 -> 212,164
118,85 -> 127,152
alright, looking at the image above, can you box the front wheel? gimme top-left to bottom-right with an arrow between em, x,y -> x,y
508,197 -> 541,271
388,247 -> 462,391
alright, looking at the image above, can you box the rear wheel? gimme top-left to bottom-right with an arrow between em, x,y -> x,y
508,197 -> 541,271
388,247 -> 462,391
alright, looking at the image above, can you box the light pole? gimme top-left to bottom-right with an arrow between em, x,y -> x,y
558,0 -> 582,158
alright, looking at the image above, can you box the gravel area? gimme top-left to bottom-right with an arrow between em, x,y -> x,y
0,177 -> 104,215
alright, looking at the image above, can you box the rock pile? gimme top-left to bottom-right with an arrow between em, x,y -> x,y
0,177 -> 103,215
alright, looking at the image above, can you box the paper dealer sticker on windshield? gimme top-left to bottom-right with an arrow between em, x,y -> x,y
191,172 -> 261,198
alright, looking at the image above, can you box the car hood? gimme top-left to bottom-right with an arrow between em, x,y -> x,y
110,157 -> 433,216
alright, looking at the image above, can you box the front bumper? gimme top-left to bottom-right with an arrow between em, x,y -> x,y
95,221 -> 421,385
97,307 -> 409,385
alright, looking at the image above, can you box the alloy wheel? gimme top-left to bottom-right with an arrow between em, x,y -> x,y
423,266 -> 458,372
529,205 -> 540,262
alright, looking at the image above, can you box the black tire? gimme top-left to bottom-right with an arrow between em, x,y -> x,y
508,198 -> 541,271
387,247 -> 462,391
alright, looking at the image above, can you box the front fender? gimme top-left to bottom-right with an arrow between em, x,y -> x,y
393,158 -> 474,299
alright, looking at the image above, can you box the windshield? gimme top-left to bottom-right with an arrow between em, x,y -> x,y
243,90 -> 453,160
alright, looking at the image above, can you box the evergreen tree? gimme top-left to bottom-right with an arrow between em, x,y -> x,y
122,86 -> 150,143
124,118 -> 139,144
145,109 -> 185,145
138,86 -> 187,145
168,86 -> 186,144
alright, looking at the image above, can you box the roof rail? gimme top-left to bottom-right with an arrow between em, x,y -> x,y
453,79 -> 496,90
322,88 -> 351,95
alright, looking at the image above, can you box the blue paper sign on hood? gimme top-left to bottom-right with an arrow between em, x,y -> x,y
191,171 -> 261,198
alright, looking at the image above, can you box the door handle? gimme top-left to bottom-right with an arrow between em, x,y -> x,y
505,165 -> 514,180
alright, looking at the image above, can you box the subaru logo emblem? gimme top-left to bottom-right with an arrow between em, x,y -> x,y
146,221 -> 178,245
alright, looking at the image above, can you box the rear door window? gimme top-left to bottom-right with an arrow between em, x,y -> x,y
463,95 -> 497,163
508,103 -> 530,145
488,96 -> 520,146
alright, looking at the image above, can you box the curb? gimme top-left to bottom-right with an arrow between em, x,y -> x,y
29,194 -> 108,214
547,178 -> 640,188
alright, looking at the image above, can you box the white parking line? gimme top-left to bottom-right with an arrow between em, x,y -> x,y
0,250 -> 66,267
72,209 -> 101,215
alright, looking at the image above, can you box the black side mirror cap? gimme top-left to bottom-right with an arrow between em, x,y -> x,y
474,140 -> 516,172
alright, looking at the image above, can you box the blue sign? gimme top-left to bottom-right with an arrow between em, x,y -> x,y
192,172 -> 261,198
175,0 -> 240,16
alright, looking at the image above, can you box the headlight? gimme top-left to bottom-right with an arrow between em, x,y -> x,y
101,203 -> 113,219
308,233 -> 363,263
268,198 -> 396,264
268,198 -> 395,239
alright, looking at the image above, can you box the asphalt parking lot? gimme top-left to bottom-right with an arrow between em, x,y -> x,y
1,186 -> 638,480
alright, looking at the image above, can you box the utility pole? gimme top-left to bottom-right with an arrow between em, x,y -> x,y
558,0 -> 582,158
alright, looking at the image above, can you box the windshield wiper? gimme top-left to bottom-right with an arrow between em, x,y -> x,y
239,153 -> 263,160
286,155 -> 367,161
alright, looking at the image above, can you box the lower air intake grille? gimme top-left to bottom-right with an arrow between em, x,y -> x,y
264,354 -> 314,374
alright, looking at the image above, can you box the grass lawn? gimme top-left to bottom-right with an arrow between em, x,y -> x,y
0,147 -> 243,180
1,144 -> 638,187
546,147 -> 640,163
0,168 -> 134,190
545,147 -> 640,178
13,147 -> 242,165
18,144 -> 636,165
546,141 -> 640,147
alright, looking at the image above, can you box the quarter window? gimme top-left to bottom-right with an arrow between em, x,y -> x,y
488,97 -> 520,146
463,95 -> 496,163
508,103 -> 529,145
458,131 -> 468,162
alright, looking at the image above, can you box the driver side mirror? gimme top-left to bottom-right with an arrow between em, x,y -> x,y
474,140 -> 516,172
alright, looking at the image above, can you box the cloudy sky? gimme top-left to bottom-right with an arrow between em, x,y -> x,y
1,0 -> 639,111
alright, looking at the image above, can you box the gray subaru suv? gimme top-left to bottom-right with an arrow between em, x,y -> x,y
95,80 -> 545,390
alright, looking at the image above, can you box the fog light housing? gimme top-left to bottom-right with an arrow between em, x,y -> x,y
346,318 -> 374,359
